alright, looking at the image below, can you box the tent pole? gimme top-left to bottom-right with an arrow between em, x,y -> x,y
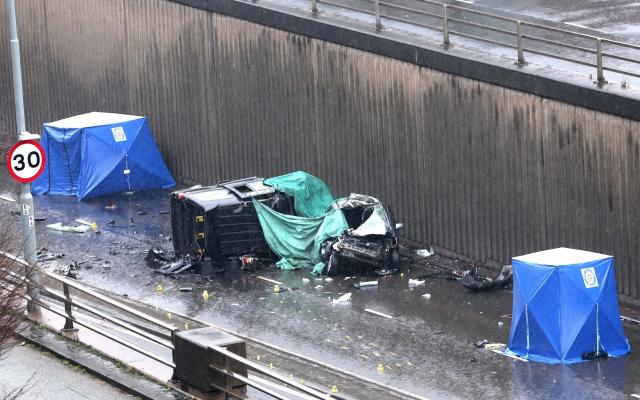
596,303 -> 600,355
525,304 -> 530,356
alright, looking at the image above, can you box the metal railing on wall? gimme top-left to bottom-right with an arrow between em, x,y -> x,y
309,0 -> 640,84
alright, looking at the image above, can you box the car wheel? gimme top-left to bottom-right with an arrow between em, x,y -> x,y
327,253 -> 340,276
388,247 -> 400,269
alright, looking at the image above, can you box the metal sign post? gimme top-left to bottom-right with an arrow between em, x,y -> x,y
6,0 -> 40,310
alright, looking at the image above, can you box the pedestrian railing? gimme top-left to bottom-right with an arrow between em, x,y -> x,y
0,251 -> 339,399
207,343 -> 339,399
309,0 -> 640,84
0,250 -> 177,368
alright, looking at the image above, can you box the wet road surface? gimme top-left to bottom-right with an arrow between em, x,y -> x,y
470,0 -> 640,40
1,176 -> 639,399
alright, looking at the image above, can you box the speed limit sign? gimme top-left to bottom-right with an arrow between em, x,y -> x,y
6,140 -> 46,183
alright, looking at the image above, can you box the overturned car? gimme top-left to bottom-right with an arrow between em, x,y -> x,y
167,172 -> 401,275
169,177 -> 293,273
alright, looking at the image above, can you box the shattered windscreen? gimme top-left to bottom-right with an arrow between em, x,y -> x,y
351,206 -> 393,237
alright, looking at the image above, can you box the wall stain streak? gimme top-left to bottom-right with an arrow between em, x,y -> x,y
1,0 -> 639,305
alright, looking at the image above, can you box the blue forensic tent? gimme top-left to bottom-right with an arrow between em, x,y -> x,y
32,112 -> 175,200
506,247 -> 630,364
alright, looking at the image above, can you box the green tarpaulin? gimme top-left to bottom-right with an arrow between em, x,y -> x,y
255,171 -> 348,274
264,171 -> 336,218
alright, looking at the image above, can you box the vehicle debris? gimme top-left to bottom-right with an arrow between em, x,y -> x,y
408,279 -> 425,289
145,247 -> 170,267
332,293 -> 352,304
373,268 -> 398,276
38,252 -> 64,262
414,248 -> 434,258
354,280 -> 378,289
54,261 -> 80,279
461,264 -> 512,292
364,309 -> 393,319
257,276 -> 283,285
160,258 -> 194,275
46,222 -> 91,233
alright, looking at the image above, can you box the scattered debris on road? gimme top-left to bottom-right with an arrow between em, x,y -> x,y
408,279 -> 425,289
54,261 -> 80,279
332,293 -> 352,304
461,265 -> 512,292
354,280 -> 378,289
414,248 -> 433,258
46,222 -> 91,233
364,309 -> 393,319
38,251 -> 64,262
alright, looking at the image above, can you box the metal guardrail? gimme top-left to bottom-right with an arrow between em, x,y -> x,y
0,251 -> 178,368
207,343 -> 339,399
0,251 -> 340,399
311,0 -> 640,84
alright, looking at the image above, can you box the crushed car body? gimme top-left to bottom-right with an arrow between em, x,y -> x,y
166,172 -> 401,276
320,194 -> 401,276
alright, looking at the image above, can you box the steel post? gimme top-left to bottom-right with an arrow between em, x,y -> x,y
516,21 -> 525,64
61,283 -> 76,332
311,0 -> 318,15
596,38 -> 606,84
374,0 -> 383,32
6,0 -> 39,310
442,5 -> 450,47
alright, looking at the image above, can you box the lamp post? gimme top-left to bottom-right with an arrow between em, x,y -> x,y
6,0 -> 39,310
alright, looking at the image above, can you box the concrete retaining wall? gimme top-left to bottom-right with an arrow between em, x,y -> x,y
1,0 -> 639,305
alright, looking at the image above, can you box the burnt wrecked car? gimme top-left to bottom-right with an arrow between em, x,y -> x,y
320,194 -> 402,276
167,172 -> 401,275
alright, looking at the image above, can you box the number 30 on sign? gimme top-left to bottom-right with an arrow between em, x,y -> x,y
6,140 -> 46,183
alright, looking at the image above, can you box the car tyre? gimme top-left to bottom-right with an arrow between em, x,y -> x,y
388,247 -> 400,269
327,253 -> 340,276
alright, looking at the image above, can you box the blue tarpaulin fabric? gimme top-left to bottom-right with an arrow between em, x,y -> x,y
32,112 -> 175,200
506,247 -> 630,364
